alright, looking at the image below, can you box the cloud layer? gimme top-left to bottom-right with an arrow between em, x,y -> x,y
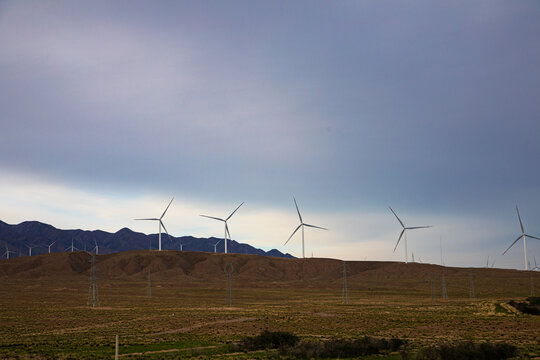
1,1 -> 539,269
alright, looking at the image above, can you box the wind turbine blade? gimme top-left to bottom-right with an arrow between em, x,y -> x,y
226,202 -> 244,221
393,229 -> 405,253
284,224 -> 302,245
516,206 -> 525,234
407,226 -> 432,230
502,235 -> 523,255
303,223 -> 328,231
293,197 -> 303,223
525,234 -> 540,241
215,240 -> 222,246
135,218 -> 159,221
225,223 -> 232,241
160,221 -> 172,241
389,207 -> 405,228
160,197 -> 174,219
200,215 -> 225,222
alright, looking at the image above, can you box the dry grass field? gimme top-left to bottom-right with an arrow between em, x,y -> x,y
0,250 -> 539,359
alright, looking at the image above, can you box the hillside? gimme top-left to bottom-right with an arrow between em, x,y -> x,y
1,250 -> 537,296
0,220 -> 293,258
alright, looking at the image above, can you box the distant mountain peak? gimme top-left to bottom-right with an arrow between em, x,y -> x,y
0,220 -> 294,259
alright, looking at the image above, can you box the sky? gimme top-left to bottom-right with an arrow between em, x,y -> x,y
1,1 -> 539,269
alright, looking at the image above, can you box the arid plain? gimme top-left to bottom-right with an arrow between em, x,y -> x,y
0,251 -> 539,359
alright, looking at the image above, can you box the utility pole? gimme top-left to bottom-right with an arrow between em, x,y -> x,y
430,273 -> 435,302
88,253 -> 100,307
342,261 -> 349,305
469,270 -> 475,299
441,272 -> 448,300
147,271 -> 152,298
224,263 -> 234,306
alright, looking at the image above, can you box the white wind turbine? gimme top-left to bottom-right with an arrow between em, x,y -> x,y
213,239 -> 221,253
2,245 -> 15,259
91,239 -> 99,255
200,202 -> 243,254
47,241 -> 56,254
389,207 -> 432,264
65,238 -> 79,252
26,244 -> 38,256
284,197 -> 327,259
135,198 -> 174,251
502,206 -> 540,271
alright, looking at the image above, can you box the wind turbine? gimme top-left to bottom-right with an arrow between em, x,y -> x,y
135,198 -> 174,251
389,207 -> 432,264
26,244 -> 38,256
200,202 -> 243,254
91,239 -> 99,255
502,206 -> 540,270
284,197 -> 327,259
2,245 -> 15,259
213,239 -> 221,253
46,241 -> 56,254
65,238 -> 79,252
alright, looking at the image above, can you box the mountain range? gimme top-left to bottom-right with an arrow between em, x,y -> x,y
0,220 -> 293,258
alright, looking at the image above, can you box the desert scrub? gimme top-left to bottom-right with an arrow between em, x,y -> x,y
508,298 -> 540,315
415,341 -> 517,360
233,330 -> 299,351
281,335 -> 405,358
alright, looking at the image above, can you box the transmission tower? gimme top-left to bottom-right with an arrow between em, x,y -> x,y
469,270 -> 475,299
224,263 -> 234,306
147,271 -> 152,298
441,272 -> 448,300
430,273 -> 435,302
342,261 -> 349,304
87,252 -> 100,307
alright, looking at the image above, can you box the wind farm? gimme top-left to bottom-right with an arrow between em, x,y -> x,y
1,0 -> 540,359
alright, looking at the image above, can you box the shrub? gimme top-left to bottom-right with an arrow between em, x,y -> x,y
415,341 -> 517,360
282,336 -> 405,358
236,330 -> 299,351
526,296 -> 540,305
508,300 -> 540,315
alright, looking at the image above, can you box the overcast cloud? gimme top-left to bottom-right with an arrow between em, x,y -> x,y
1,1 -> 539,269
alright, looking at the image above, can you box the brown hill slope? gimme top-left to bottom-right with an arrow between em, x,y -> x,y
0,250 -> 537,296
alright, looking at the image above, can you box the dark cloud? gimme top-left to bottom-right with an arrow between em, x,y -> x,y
0,1 -> 539,247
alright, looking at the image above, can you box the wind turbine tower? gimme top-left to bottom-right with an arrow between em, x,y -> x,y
200,202 -> 243,254
66,238 -> 79,252
502,206 -> 540,271
213,240 -> 221,253
26,244 -> 38,256
389,207 -> 432,264
92,240 -> 99,255
135,198 -> 174,251
284,197 -> 327,259
2,246 -> 15,259
47,241 -> 56,254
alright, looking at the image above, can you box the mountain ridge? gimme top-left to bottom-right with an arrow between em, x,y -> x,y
0,220 -> 294,259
